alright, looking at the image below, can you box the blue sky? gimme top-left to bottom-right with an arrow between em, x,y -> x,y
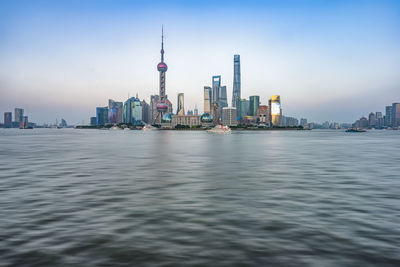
0,0 -> 399,124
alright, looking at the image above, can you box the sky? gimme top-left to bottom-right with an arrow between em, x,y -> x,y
0,0 -> 399,124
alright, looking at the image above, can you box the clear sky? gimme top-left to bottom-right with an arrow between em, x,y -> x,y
1,0 -> 399,124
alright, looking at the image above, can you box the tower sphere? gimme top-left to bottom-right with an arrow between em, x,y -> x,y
157,62 -> 168,72
157,102 -> 168,112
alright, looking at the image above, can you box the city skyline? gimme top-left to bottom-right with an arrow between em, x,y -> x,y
1,0 -> 400,124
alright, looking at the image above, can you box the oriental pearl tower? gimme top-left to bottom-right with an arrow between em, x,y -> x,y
155,26 -> 168,124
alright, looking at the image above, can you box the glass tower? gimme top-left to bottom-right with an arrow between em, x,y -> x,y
249,96 -> 260,116
232,55 -> 241,107
176,93 -> 185,115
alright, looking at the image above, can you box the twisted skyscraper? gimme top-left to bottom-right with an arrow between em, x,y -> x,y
232,55 -> 241,107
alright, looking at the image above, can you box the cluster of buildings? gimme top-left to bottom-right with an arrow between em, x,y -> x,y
353,103 -> 400,129
2,108 -> 34,128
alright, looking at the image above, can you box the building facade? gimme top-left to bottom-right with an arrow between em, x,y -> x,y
124,97 -> 143,125
270,95 -> 282,126
249,96 -> 260,116
212,76 -> 221,105
203,86 -> 212,114
96,107 -> 108,125
385,105 -> 392,127
222,107 -> 237,126
108,99 -> 123,124
257,105 -> 270,125
219,86 -> 228,111
176,93 -> 185,115
171,115 -> 201,128
4,112 -> 12,128
392,103 -> 400,127
232,54 -> 241,107
14,108 -> 24,124
368,112 -> 376,128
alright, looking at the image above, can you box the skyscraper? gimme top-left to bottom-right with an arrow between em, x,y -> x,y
4,112 -> 12,128
124,97 -> 143,125
212,75 -> 221,104
219,86 -> 228,110
249,96 -> 260,116
385,106 -> 392,127
203,86 -> 212,114
150,95 -> 160,123
376,112 -> 383,129
14,108 -> 24,123
222,107 -> 237,126
176,93 -> 185,115
368,112 -> 376,128
270,95 -> 282,126
392,103 -> 400,127
232,55 -> 241,107
96,107 -> 108,125
108,99 -> 123,124
154,26 -> 169,124
141,100 -> 150,124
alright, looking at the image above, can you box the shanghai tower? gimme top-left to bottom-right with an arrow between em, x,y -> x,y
232,54 -> 241,107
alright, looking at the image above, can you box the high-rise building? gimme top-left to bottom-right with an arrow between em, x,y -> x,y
300,118 -> 308,127
203,87 -> 212,114
96,107 -> 108,125
141,100 -> 150,124
392,103 -> 400,127
154,26 -> 169,124
60,119 -> 67,127
108,99 -> 123,124
222,107 -> 237,126
359,116 -> 368,129
282,116 -> 299,127
376,112 -> 383,129
257,105 -> 270,125
176,93 -> 185,115
249,96 -> 260,116
150,95 -> 160,123
232,55 -> 241,107
14,108 -> 24,123
124,97 -> 143,125
90,117 -> 97,126
4,112 -> 12,128
212,76 -> 221,104
368,112 -> 376,128
219,86 -> 228,111
270,95 -> 282,126
385,106 -> 392,127
194,105 -> 198,115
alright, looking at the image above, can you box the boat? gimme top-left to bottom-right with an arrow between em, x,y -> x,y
207,125 -> 232,134
346,128 -> 366,132
110,125 -> 121,130
142,125 -> 156,131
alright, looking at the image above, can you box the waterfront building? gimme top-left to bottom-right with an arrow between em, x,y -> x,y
96,107 -> 108,125
203,86 -> 212,114
108,99 -> 123,124
242,116 -> 258,126
187,110 -> 193,115
141,100 -> 150,124
212,75 -> 221,105
257,105 -> 270,125
194,105 -> 198,115
4,112 -> 12,128
219,86 -> 228,112
368,112 -> 376,128
14,108 -> 24,124
171,115 -> 201,128
300,118 -> 308,127
282,116 -> 299,127
232,55 -> 241,107
154,27 -> 169,124
150,95 -> 160,123
392,103 -> 400,127
270,95 -> 282,126
236,98 -> 247,121
90,117 -> 97,126
124,97 -> 143,125
60,119 -> 67,127
376,112 -> 384,129
176,93 -> 185,115
385,106 -> 392,127
359,116 -> 368,129
222,107 -> 237,126
249,96 -> 260,116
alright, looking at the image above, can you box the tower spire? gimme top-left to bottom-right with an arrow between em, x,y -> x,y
161,25 -> 164,62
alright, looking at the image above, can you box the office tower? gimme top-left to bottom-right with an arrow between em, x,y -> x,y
300,118 -> 308,127
385,106 -> 392,127
203,87 -> 212,114
108,99 -> 123,124
359,116 -> 368,128
96,107 -> 108,125
60,119 -> 67,127
194,105 -> 198,115
257,105 -> 271,125
14,108 -> 24,123
282,116 -> 299,127
393,103 -> 400,127
212,102 -> 220,125
150,95 -> 160,123
232,55 -> 241,107
270,95 -> 282,126
4,112 -> 12,128
141,100 -> 150,124
176,93 -> 185,115
124,97 -> 143,125
249,96 -> 260,116
154,26 -> 169,124
219,86 -> 228,111
239,99 -> 247,119
368,112 -> 376,128
376,112 -> 383,129
222,107 -> 237,126
90,117 -> 97,126
22,116 -> 28,128
212,76 -> 221,104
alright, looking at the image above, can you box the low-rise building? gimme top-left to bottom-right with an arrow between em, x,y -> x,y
171,115 -> 202,128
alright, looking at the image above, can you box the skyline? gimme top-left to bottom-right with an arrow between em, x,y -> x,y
1,0 -> 400,124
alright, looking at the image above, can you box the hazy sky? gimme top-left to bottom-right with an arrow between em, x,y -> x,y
1,0 -> 399,124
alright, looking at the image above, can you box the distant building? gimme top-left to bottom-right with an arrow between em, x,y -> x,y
141,100 -> 150,124
392,103 -> 400,127
124,97 -> 143,125
171,115 -> 201,128
60,119 -> 67,127
22,116 -> 28,128
176,93 -> 185,115
375,112 -> 383,129
219,86 -> 228,111
257,105 -> 270,125
150,95 -> 160,123
232,55 -> 241,107
300,118 -> 308,127
96,107 -> 108,125
359,116 -> 368,129
14,108 -> 24,124
385,105 -> 392,127
90,117 -> 97,126
242,116 -> 258,126
212,76 -> 221,105
222,107 -> 237,126
194,105 -> 198,115
249,96 -> 260,116
282,116 -> 299,127
4,112 -> 12,128
187,110 -> 193,115
368,112 -> 376,128
203,86 -> 212,114
270,95 -> 282,126
109,99 -> 123,124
